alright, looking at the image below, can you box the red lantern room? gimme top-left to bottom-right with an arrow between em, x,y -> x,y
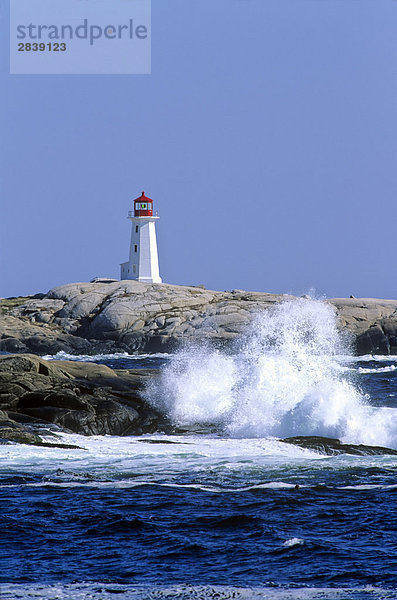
134,191 -> 153,217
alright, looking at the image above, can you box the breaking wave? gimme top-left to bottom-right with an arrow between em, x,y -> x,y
147,299 -> 397,447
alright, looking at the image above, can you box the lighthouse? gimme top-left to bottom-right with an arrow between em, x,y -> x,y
120,192 -> 162,283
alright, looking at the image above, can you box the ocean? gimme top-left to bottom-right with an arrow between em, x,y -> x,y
1,300 -> 397,600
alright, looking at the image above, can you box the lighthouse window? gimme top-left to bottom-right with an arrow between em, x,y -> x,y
133,265 -> 137,273
134,245 -> 138,252
135,226 -> 139,233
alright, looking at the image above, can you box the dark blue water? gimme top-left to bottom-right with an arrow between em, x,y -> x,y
2,479 -> 397,587
2,352 -> 397,600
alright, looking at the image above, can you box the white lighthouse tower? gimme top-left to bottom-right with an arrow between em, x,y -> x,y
120,191 -> 162,283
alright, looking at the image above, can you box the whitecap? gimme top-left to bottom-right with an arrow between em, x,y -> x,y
358,365 -> 397,374
282,537 -> 304,548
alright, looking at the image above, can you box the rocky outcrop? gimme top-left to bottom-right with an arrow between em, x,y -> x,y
282,436 -> 397,456
331,298 -> 397,355
0,354 -> 169,444
1,281 -> 397,355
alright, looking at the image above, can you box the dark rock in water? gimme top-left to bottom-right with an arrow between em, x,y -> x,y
0,354 -> 169,443
0,423 -> 83,449
137,438 -> 185,445
355,326 -> 390,356
0,418 -> 43,445
0,413 -> 81,447
33,441 -> 83,449
281,436 -> 397,456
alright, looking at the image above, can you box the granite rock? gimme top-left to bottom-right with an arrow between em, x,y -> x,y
2,281 -> 397,355
282,436 -> 397,456
0,354 -> 169,443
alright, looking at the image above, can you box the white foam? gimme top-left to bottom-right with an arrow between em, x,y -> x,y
147,299 -> 397,448
347,354 -> 397,362
2,431 -> 397,494
0,583 -> 390,600
338,484 -> 397,491
282,537 -> 304,548
42,351 -> 171,362
0,432 -> 333,490
0,479 -> 308,493
358,365 -> 397,374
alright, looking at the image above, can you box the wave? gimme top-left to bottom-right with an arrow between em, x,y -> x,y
0,583 -> 393,600
341,354 -> 397,363
146,299 -> 397,448
42,351 -> 171,362
4,477 -> 397,493
336,364 -> 397,375
357,365 -> 397,374
0,480 -> 309,493
283,537 -> 304,548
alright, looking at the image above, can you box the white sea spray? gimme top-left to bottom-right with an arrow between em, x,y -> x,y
146,299 -> 397,447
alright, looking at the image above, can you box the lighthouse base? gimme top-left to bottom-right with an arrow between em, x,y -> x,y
120,261 -> 162,284
138,276 -> 162,284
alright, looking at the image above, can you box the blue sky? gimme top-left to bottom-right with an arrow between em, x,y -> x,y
1,0 -> 397,299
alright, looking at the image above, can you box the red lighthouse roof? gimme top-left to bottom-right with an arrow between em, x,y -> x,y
134,191 -> 153,203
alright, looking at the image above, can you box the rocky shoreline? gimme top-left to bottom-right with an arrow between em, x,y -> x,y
2,281 -> 397,452
1,280 -> 397,356
2,353 -> 397,458
0,353 -> 169,446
